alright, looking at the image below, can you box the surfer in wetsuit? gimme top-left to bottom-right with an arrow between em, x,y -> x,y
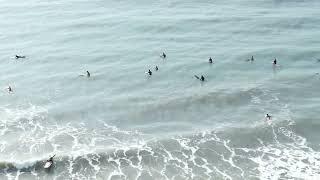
86,71 -> 90,77
251,56 -> 254,61
148,69 -> 152,76
194,75 -> 205,81
161,52 -> 166,59
155,66 -> 159,71
266,114 -> 271,120
45,154 -> 55,169
209,57 -> 213,63
273,58 -> 277,65
7,86 -> 12,92
47,155 -> 55,163
15,55 -> 25,59
48,156 -> 54,162
200,75 -> 205,81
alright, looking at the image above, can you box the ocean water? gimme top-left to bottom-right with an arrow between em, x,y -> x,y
1,0 -> 320,179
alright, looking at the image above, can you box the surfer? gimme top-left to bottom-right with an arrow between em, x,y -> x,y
194,75 -> 205,81
161,52 -> 166,59
273,58 -> 277,65
15,55 -> 25,59
266,114 -> 271,120
7,86 -> 12,93
44,154 -> 55,169
200,75 -> 205,81
48,155 -> 54,162
251,56 -> 254,61
209,57 -> 213,63
148,69 -> 152,76
86,71 -> 90,77
155,66 -> 159,71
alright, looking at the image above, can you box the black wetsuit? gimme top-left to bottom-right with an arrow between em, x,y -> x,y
266,114 -> 271,120
15,55 -> 25,59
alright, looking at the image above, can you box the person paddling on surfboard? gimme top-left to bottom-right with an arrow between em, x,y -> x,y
148,69 -> 152,76
194,75 -> 205,81
15,55 -> 26,59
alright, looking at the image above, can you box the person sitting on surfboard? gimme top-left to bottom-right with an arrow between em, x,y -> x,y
273,58 -> 277,65
148,69 -> 152,76
200,75 -> 205,81
86,71 -> 90,77
15,55 -> 25,59
7,86 -> 12,93
266,114 -> 271,120
161,52 -> 166,59
209,57 -> 213,63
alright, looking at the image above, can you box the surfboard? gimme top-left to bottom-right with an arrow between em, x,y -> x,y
44,161 -> 52,169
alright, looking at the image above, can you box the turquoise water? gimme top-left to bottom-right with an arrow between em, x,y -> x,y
1,0 -> 320,179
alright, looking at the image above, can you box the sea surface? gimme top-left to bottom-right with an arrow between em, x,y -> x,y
0,0 -> 320,179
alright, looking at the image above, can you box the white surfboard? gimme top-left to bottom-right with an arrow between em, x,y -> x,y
44,161 -> 53,169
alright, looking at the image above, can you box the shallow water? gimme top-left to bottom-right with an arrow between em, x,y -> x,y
1,0 -> 320,179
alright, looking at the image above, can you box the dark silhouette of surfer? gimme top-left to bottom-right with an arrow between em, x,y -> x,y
44,154 -> 55,169
194,75 -> 205,81
15,55 -> 26,59
209,57 -> 213,63
7,86 -> 12,92
266,114 -> 271,120
161,52 -> 166,59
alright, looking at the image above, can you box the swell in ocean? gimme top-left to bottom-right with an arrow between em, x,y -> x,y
1,86 -> 320,180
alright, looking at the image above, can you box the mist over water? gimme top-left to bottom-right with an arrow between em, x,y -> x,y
1,0 -> 320,179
